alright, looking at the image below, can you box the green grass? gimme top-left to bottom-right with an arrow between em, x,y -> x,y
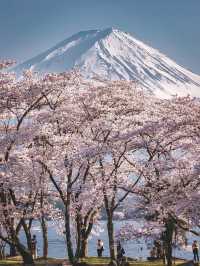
0,256 -> 187,266
80,257 -> 110,264
0,256 -> 65,265
79,257 -> 185,266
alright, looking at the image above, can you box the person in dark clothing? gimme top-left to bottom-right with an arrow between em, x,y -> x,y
147,246 -> 157,261
31,235 -> 37,259
192,240 -> 199,262
117,241 -> 125,265
97,239 -> 104,257
154,240 -> 162,258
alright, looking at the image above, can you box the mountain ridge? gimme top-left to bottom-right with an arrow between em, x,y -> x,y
13,28 -> 200,98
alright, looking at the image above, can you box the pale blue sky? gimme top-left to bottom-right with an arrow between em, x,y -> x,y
0,0 -> 200,74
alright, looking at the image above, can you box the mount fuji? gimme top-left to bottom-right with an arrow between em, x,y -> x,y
13,28 -> 200,98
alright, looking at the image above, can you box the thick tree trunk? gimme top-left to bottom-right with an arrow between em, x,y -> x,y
6,235 -> 34,265
9,217 -> 18,256
65,209 -> 75,265
166,243 -> 172,266
75,216 -> 81,258
80,238 -> 88,258
20,250 -> 35,266
16,242 -> 35,266
1,218 -> 33,262
104,190 -> 116,261
39,190 -> 48,259
21,220 -> 32,252
41,216 -> 48,259
26,232 -> 32,253
0,244 -> 5,259
79,215 -> 94,258
107,213 -> 115,260
164,218 -> 175,266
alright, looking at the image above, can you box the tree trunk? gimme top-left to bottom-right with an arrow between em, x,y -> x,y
80,214 -> 94,258
16,243 -> 35,266
40,216 -> 48,259
64,208 -> 75,265
20,250 -> 35,266
164,218 -> 175,266
75,215 -> 81,258
10,217 -> 18,256
21,220 -> 32,252
80,238 -> 88,258
0,244 -> 5,259
166,243 -> 172,266
107,213 -> 115,260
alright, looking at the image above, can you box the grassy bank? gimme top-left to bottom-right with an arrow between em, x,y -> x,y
80,257 -> 186,266
0,256 -> 187,266
0,256 -> 65,265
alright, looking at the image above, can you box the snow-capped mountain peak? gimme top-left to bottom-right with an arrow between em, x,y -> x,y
13,28 -> 200,98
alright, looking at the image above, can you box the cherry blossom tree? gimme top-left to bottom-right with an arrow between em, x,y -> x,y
23,76 -> 153,263
0,63 -> 76,265
2,57 -> 200,266
117,96 -> 200,266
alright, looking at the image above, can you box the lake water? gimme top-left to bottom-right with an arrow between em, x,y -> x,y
19,220 -> 198,261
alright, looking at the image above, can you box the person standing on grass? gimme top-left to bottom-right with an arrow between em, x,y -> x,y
192,240 -> 199,262
117,241 -> 125,265
97,239 -> 104,257
31,235 -> 37,259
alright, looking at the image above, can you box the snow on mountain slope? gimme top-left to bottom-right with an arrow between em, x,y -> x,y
13,28 -> 200,98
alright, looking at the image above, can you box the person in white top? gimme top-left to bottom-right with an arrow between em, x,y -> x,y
97,239 -> 104,257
